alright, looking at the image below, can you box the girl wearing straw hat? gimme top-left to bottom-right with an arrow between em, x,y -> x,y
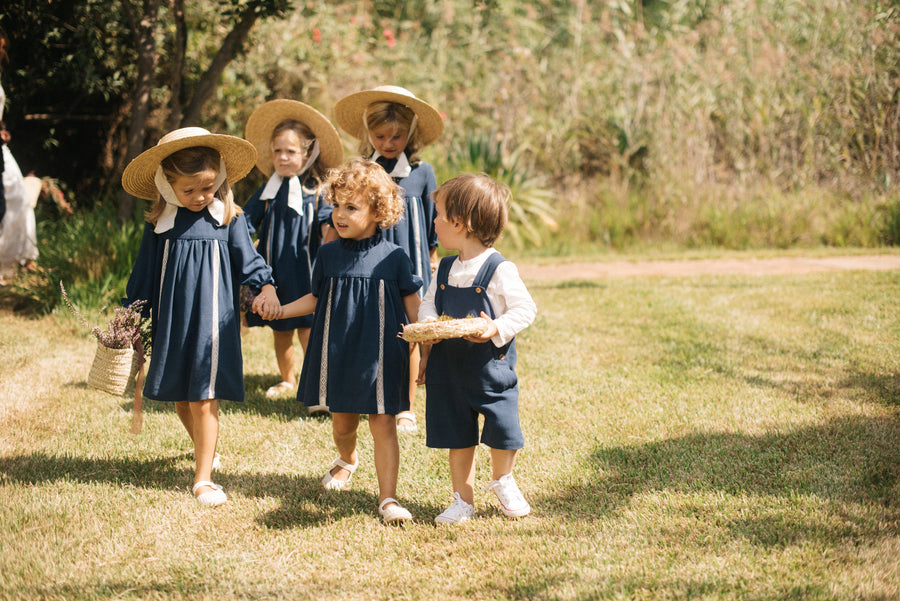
122,127 -> 280,507
243,100 -> 343,404
333,85 -> 444,433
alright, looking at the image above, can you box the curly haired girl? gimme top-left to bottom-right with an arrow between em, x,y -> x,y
255,158 -> 422,523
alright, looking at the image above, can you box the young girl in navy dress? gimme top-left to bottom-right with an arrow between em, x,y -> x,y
256,158 -> 422,523
333,85 -> 444,433
122,127 -> 280,507
243,100 -> 343,402
416,173 -> 537,524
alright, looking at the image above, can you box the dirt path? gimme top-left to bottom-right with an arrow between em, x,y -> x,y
517,254 -> 900,280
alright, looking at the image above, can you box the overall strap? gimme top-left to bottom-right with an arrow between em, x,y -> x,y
436,255 -> 455,286
473,252 -> 507,289
433,256 -> 456,315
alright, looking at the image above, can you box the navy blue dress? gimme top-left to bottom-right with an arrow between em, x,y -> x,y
125,208 -> 274,403
243,175 -> 319,330
425,253 -> 524,450
298,231 -> 422,414
373,155 -> 437,296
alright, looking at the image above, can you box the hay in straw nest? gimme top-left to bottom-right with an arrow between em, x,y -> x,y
401,317 -> 488,342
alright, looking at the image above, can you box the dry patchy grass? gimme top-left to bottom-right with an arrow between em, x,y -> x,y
1,268 -> 899,600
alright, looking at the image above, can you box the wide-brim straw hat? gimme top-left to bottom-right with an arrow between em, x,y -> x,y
333,85 -> 444,148
245,99 -> 344,176
122,127 -> 257,200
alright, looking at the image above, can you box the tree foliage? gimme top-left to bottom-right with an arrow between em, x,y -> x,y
1,0 -> 291,218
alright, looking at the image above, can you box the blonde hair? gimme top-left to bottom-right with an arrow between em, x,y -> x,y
272,119 -> 328,183
146,146 -> 242,225
321,158 -> 405,230
433,173 -> 509,247
357,101 -> 423,164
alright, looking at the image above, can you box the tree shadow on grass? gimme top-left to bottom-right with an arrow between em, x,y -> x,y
550,415 -> 900,543
0,451 -> 438,528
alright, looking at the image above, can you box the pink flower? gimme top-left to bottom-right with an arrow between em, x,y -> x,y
313,28 -> 321,43
383,28 -> 396,48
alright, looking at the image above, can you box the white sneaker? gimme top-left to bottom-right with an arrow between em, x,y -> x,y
483,473 -> 531,517
434,492 -> 475,524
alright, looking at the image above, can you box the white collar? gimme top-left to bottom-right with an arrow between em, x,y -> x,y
261,173 -> 306,217
372,150 -> 412,178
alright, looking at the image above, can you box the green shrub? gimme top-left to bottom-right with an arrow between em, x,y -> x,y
1,202 -> 145,315
436,133 -> 557,249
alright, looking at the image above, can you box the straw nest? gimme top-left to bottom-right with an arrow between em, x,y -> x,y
401,317 -> 488,342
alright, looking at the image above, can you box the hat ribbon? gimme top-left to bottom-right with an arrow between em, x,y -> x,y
153,157 -> 230,233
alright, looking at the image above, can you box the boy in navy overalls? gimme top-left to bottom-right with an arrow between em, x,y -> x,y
416,173 -> 537,524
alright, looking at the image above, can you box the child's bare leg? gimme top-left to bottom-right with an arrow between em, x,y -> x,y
190,399 -> 219,494
174,401 -> 194,442
297,327 -> 311,353
369,414 -> 400,504
272,329 -> 296,385
449,447 -> 477,504
328,412 -> 360,481
490,448 -> 518,480
399,343 -> 419,428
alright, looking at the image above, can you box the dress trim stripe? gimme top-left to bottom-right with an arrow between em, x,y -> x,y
376,280 -> 385,413
318,279 -> 334,406
159,240 -> 170,311
410,196 -> 422,280
207,240 -> 221,399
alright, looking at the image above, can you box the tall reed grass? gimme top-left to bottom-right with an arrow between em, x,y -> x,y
204,0 -> 898,249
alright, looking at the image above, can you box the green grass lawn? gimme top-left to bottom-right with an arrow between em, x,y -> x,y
1,267 -> 898,600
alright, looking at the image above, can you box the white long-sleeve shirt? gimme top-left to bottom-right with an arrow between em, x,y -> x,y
418,248 -> 537,348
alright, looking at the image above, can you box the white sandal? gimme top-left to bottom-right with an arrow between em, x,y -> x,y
265,381 -> 295,399
192,480 -> 227,507
379,497 -> 412,524
321,457 -> 357,490
396,411 -> 418,432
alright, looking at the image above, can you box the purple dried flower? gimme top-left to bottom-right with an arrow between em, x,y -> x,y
239,286 -> 258,314
60,281 -> 147,350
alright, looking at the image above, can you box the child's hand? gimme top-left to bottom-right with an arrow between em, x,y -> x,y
251,293 -> 266,315
253,295 -> 281,321
463,311 -> 499,343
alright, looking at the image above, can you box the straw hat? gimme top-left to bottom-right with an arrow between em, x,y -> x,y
122,127 -> 257,200
333,85 -> 444,148
245,99 -> 344,176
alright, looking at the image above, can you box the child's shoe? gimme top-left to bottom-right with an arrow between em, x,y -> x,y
483,473 -> 531,517
192,481 -> 227,507
265,381 -> 294,399
321,457 -> 357,490
379,497 -> 413,524
434,492 -> 475,524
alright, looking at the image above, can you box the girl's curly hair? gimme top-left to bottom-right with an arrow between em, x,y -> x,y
321,158 -> 405,229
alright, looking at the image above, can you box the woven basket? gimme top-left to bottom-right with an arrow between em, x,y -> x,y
401,317 -> 488,342
87,343 -> 140,396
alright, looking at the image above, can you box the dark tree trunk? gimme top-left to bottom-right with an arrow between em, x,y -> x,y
179,8 -> 259,126
118,0 -> 161,223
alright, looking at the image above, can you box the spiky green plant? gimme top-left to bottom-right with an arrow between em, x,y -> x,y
437,133 -> 557,249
